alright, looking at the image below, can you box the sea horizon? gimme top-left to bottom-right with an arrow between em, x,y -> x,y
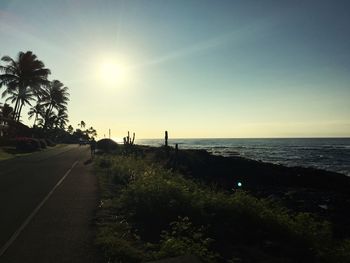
134,137 -> 350,140
135,138 -> 350,176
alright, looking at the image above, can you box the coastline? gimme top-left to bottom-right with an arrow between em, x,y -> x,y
135,145 -> 350,238
136,138 -> 350,177
94,143 -> 350,262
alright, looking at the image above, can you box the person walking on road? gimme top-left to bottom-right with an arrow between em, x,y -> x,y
90,138 -> 97,158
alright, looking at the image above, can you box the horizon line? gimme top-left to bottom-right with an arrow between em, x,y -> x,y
132,136 -> 350,140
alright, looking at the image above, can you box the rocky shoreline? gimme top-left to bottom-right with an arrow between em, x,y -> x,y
138,146 -> 350,239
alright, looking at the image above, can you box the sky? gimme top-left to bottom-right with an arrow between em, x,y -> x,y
0,0 -> 350,139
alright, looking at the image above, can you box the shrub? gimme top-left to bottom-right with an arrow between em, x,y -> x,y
96,220 -> 145,263
96,155 -> 341,263
15,137 -> 40,152
118,171 -> 195,239
0,137 -> 15,146
97,139 -> 118,153
331,239 -> 350,262
153,217 -> 218,263
96,156 -> 112,169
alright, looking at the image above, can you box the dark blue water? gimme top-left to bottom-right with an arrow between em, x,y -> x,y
136,138 -> 350,176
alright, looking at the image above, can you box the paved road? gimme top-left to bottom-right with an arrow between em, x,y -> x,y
0,145 -> 102,263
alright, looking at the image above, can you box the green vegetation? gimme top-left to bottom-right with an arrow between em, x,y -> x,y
0,147 -> 14,160
95,151 -> 350,263
0,143 -> 65,161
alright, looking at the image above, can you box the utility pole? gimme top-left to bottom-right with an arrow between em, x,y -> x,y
109,129 -> 111,139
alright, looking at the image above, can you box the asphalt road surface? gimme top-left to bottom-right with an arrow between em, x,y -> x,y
0,145 -> 102,263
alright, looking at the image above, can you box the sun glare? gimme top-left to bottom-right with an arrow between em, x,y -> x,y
98,60 -> 128,87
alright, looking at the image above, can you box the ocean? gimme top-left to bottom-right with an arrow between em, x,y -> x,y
136,138 -> 350,176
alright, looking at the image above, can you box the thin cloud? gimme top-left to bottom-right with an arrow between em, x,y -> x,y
130,21 -> 269,70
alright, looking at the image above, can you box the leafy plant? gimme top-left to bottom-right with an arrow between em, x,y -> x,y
153,217 -> 217,262
15,137 -> 41,151
96,220 -> 145,263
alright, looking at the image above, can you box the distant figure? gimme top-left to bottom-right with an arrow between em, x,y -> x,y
90,138 -> 97,158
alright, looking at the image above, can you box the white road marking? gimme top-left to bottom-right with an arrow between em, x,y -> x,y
0,160 -> 79,257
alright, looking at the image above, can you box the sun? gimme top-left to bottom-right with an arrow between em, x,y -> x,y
98,60 -> 127,86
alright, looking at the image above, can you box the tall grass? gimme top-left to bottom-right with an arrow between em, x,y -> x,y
95,154 -> 349,263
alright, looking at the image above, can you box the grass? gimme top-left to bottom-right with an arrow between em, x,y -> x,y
94,151 -> 350,263
0,144 -> 68,161
0,147 -> 14,160
0,146 -> 34,160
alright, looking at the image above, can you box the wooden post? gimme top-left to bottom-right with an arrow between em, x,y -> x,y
165,131 -> 168,147
174,143 -> 179,168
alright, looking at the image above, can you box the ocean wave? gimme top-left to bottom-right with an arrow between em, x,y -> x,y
138,138 -> 350,175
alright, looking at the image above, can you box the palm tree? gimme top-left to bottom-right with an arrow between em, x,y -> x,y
28,103 -> 44,127
42,80 -> 69,128
5,86 -> 36,121
56,108 -> 69,129
86,126 -> 97,139
78,120 -> 86,129
0,51 -> 50,121
67,125 -> 74,134
0,103 -> 13,118
41,109 -> 57,130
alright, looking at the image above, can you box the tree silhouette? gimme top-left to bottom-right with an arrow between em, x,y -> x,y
28,103 -> 44,127
42,80 -> 69,128
0,51 -> 50,121
56,108 -> 69,129
5,87 -> 36,121
0,103 -> 13,118
78,120 -> 86,129
86,126 -> 97,139
67,125 -> 74,134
